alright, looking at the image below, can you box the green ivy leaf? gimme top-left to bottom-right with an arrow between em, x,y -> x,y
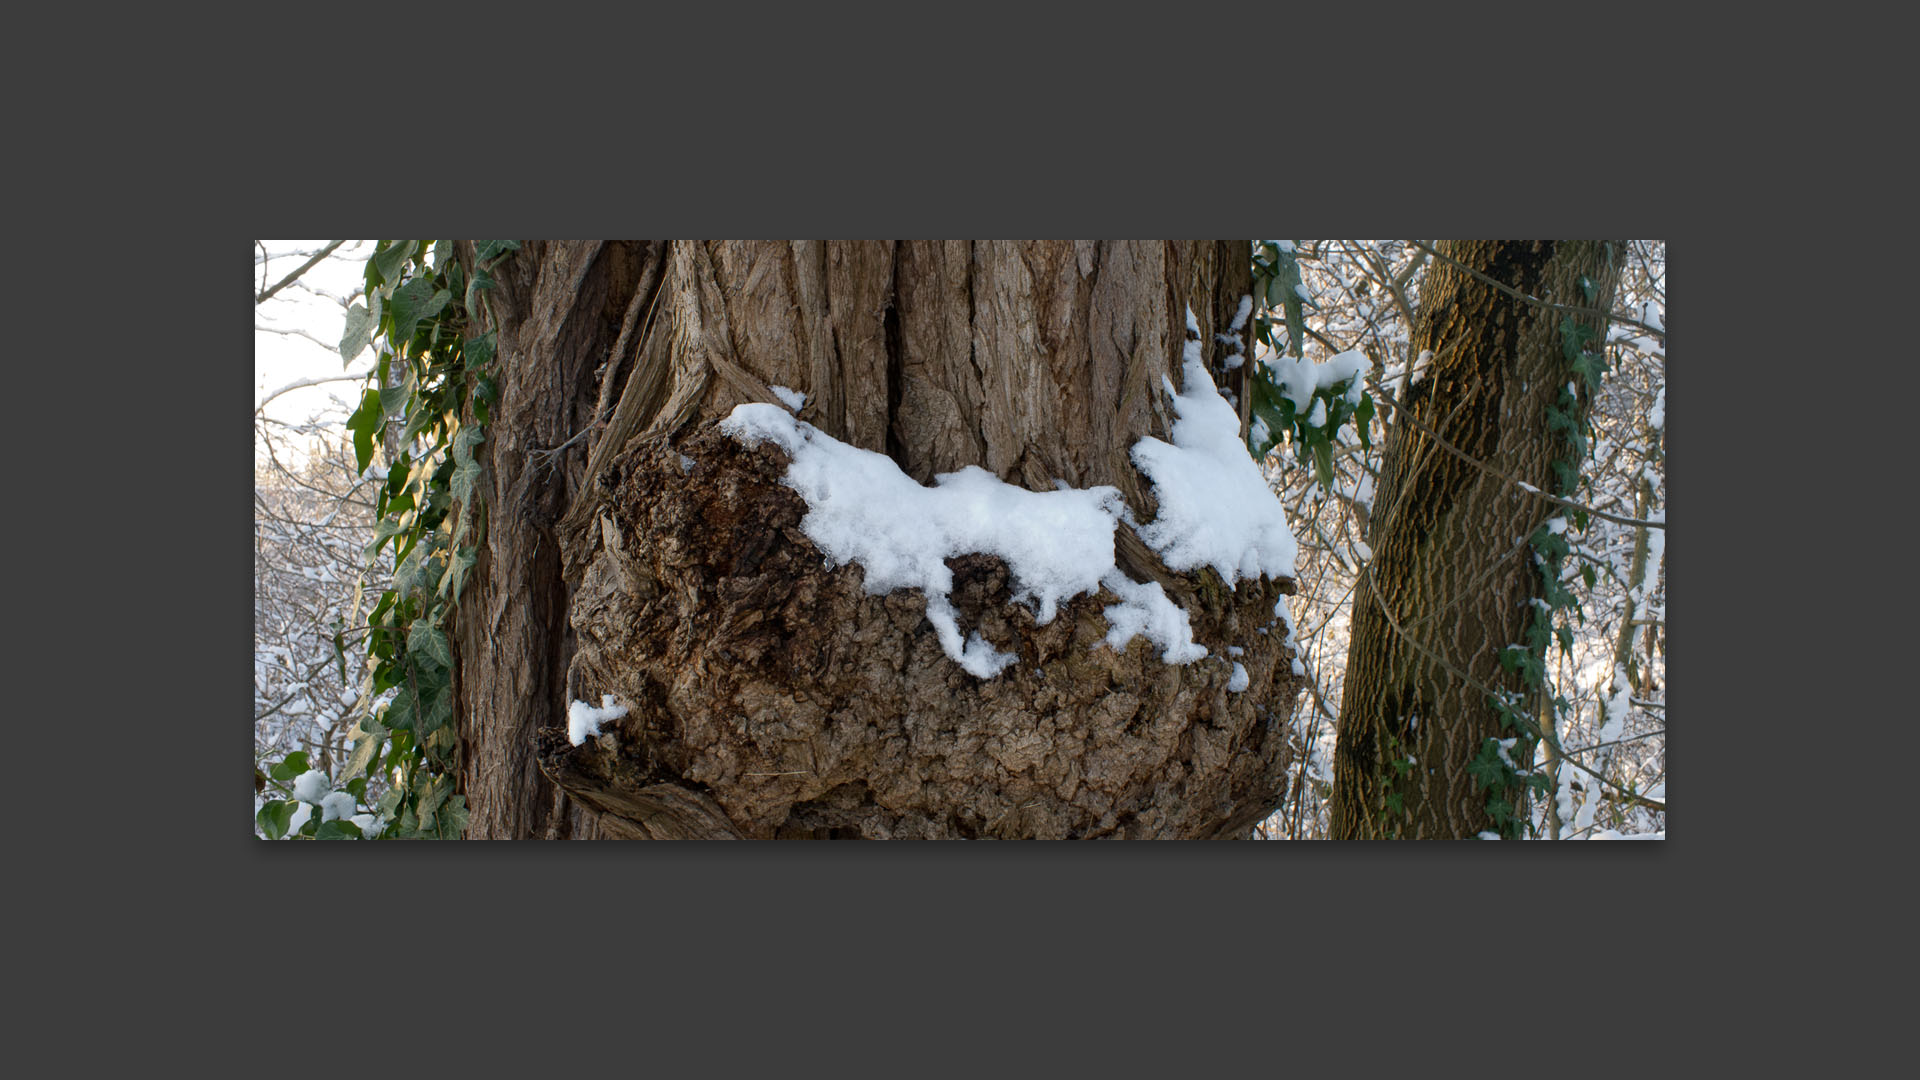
270,751 -> 311,782
389,277 -> 449,354
339,302 -> 374,366
315,819 -> 364,840
441,545 -> 477,601
379,366 -> 416,419
373,241 -> 416,289
408,619 -> 453,671
384,685 -> 416,731
346,389 -> 383,475
451,427 -> 485,508
465,331 -> 496,370
364,517 -> 404,562
475,240 -> 521,265
464,267 -> 495,318
258,799 -> 296,840
1310,435 -> 1335,491
414,669 -> 453,735
434,795 -> 469,839
1467,742 -> 1509,793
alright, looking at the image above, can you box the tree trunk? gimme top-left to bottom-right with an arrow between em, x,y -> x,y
1329,240 -> 1622,839
452,241 -> 1303,838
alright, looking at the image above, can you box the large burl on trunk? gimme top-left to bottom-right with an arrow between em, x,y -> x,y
456,240 -> 1303,838
555,423 -> 1297,838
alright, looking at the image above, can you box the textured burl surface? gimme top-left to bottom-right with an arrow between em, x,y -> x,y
553,422 -> 1301,839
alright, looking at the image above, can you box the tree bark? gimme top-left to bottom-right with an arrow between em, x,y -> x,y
1329,240 -> 1623,839
452,241 -> 1302,838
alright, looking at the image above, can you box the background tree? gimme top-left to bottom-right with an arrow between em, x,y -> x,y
1327,240 -> 1627,838
451,241 -> 1304,838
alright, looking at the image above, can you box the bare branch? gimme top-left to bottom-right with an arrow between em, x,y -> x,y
257,240 -> 348,305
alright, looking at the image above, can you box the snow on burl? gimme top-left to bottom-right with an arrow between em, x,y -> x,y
720,323 -> 1297,679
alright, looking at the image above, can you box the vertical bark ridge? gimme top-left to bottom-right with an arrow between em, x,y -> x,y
457,240 -> 642,839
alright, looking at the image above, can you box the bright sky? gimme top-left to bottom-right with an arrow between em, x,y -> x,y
254,240 -> 377,465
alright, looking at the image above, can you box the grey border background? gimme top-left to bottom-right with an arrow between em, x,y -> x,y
78,13 -> 1779,1069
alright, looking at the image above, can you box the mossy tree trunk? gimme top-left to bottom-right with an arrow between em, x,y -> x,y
450,241 -> 1302,838
1329,240 -> 1623,839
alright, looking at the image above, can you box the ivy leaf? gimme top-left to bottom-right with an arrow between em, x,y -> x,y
434,795 -> 470,839
384,685 -> 416,731
339,302 -> 374,366
373,241 -> 416,288
464,331 -> 496,371
450,426 -> 485,508
1354,392 -> 1376,448
388,276 -> 449,353
346,389 -> 383,475
363,517 -> 403,562
1580,563 -> 1597,591
441,545 -> 477,601
464,267 -> 496,318
340,724 -> 380,785
315,819 -> 364,840
1467,743 -> 1508,793
417,690 -> 453,736
408,619 -> 453,671
379,362 -> 416,418
269,751 -> 310,782
1310,434 -> 1335,491
475,239 -> 521,265
258,800 -> 296,840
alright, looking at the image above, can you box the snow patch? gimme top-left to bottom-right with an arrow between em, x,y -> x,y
770,384 -> 807,412
568,694 -> 628,746
721,403 -> 1219,676
1263,348 -> 1370,417
291,770 -> 329,805
1100,572 -> 1206,665
1131,333 -> 1299,584
319,791 -> 357,822
1227,662 -> 1250,692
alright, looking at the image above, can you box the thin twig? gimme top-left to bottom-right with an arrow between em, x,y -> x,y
257,240 -> 348,305
1369,378 -> 1665,530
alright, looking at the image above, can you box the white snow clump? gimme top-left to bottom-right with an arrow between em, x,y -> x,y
1130,334 -> 1300,585
291,769 -> 330,805
569,694 -> 629,746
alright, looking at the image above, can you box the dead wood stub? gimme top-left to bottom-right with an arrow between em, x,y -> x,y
549,421 -> 1302,839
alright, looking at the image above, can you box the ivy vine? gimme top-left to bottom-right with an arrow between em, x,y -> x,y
1474,260 -> 1614,839
256,239 -> 517,839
